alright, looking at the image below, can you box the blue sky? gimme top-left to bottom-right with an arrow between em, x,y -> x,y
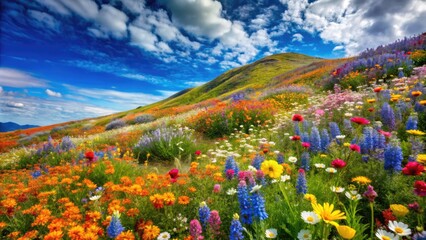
1,0 -> 425,125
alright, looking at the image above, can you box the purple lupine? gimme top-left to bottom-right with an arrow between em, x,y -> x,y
301,152 -> 310,171
310,126 -> 321,154
251,155 -> 264,170
381,103 -> 396,131
296,169 -> 307,194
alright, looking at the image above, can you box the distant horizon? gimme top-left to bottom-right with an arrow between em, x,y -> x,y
1,0 -> 425,125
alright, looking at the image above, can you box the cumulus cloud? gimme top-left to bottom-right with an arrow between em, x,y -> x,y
35,0 -> 99,20
282,0 -> 426,55
46,89 -> 62,97
6,102 -> 24,108
129,25 -> 172,53
292,33 -> 304,42
333,45 -> 344,51
162,0 -> 232,39
92,4 -> 128,39
0,68 -> 48,88
121,0 -> 145,14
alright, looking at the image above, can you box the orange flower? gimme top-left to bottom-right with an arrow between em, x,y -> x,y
0,222 -> 7,228
44,230 -> 63,240
117,231 -> 135,240
149,194 -> 164,209
126,208 -> 140,217
188,187 -> 197,192
178,196 -> 190,205
31,209 -> 52,226
142,225 -> 160,240
1,198 -> 17,209
68,225 -> 84,240
163,192 -> 175,206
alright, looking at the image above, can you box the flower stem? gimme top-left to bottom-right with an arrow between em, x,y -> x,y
369,202 -> 374,239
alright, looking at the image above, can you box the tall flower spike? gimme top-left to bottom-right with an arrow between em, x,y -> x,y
363,185 -> 377,202
199,201 -> 211,230
208,210 -> 221,236
190,219 -> 203,240
384,140 -> 403,172
310,126 -> 321,154
230,214 -> 244,240
250,187 -> 268,220
296,169 -> 307,194
237,180 -> 252,224
107,211 -> 124,238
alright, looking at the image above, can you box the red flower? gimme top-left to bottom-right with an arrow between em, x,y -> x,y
402,162 -> 425,176
301,142 -> 310,149
292,114 -> 304,122
414,180 -> 426,197
168,168 -> 179,183
382,209 -> 396,224
195,150 -> 202,156
291,135 -> 301,141
350,144 -> 361,153
331,159 -> 347,168
350,117 -> 370,125
85,151 -> 95,160
373,87 -> 382,93
368,107 -> 375,112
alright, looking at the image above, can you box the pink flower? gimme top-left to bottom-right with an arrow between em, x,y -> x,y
315,109 -> 325,116
402,162 -> 424,176
350,117 -> 370,125
226,169 -> 235,180
213,184 -> 221,193
195,150 -> 202,156
363,185 -> 378,202
292,114 -> 304,122
331,159 -> 347,168
414,180 -> 426,197
350,144 -> 361,153
302,142 -> 311,149
378,130 -> 392,138
169,168 -> 179,183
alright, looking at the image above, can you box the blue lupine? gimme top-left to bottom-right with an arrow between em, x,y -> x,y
107,211 -> 124,238
310,127 -> 321,154
303,120 -> 311,132
31,170 -> 41,179
409,137 -> 425,160
296,169 -> 307,194
373,129 -> 386,149
381,90 -> 391,102
301,152 -> 310,171
381,103 -> 396,131
360,127 -> 373,154
225,156 -> 239,175
396,101 -> 408,115
251,155 -> 264,170
384,141 -> 403,172
301,132 -> 310,143
256,170 -> 266,186
329,122 -> 341,139
294,122 -> 301,136
60,136 -> 75,151
414,102 -> 425,112
395,106 -> 402,123
406,115 -> 418,130
320,129 -> 330,152
199,202 -> 211,229
343,119 -> 353,133
250,190 -> 268,220
230,214 -> 244,240
277,154 -> 284,164
237,181 -> 252,224
398,68 -> 405,78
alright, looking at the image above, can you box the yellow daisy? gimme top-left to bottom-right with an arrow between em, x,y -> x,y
311,202 -> 346,226
261,160 -> 283,179
352,176 -> 372,185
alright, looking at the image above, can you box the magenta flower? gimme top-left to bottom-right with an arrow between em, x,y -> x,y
331,159 -> 347,168
402,162 -> 424,176
350,144 -> 361,153
351,117 -> 370,125
190,219 -> 203,240
302,142 -> 311,149
414,180 -> 426,197
363,185 -> 378,202
213,184 -> 221,193
208,210 -> 221,236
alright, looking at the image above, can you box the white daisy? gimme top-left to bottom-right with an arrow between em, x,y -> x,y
265,228 -> 277,239
325,167 -> 337,173
288,156 -> 297,163
89,195 -> 101,201
157,232 -> 171,240
330,186 -> 345,193
301,211 -> 320,224
226,188 -> 237,195
388,220 -> 411,236
314,163 -> 325,169
375,229 -> 398,240
280,175 -> 291,182
345,191 -> 361,201
250,185 -> 262,193
336,135 -> 346,139
297,229 -> 311,240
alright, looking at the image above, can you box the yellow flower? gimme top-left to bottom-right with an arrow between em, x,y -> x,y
367,99 -> 376,103
390,204 -> 409,218
304,194 -> 317,204
351,176 -> 372,185
417,154 -> 426,165
411,91 -> 422,97
407,130 -> 426,136
261,160 -> 283,179
311,202 -> 346,226
143,225 -> 160,240
343,142 -> 350,147
336,225 -> 356,239
419,100 -> 426,106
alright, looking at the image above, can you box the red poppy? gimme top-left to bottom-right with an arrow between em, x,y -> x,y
373,87 -> 382,93
292,114 -> 304,122
350,117 -> 370,125
85,151 -> 95,160
291,135 -> 301,141
331,159 -> 347,168
350,144 -> 361,153
414,180 -> 426,197
195,150 -> 202,156
168,168 -> 179,183
402,162 -> 424,176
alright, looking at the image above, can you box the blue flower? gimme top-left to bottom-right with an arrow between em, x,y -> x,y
277,154 -> 284,164
225,156 -> 239,175
384,141 -> 403,172
406,115 -> 418,130
230,214 -> 244,240
107,211 -> 124,238
30,170 -> 41,179
199,202 -> 211,230
237,181 -> 252,224
381,103 -> 396,131
310,127 -> 321,154
251,155 -> 264,170
296,169 -> 307,194
320,129 -> 330,152
294,122 -> 301,136
250,190 -> 268,220
301,152 -> 310,171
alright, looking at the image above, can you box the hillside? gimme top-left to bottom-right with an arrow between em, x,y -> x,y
0,122 -> 39,132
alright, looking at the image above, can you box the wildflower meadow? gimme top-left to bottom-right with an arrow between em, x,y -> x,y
1,34 -> 426,240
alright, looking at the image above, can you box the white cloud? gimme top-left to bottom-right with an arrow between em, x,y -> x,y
129,25 -> 161,52
46,89 -> 62,97
283,0 -> 426,55
157,90 -> 178,97
0,68 -> 48,88
6,102 -> 24,108
35,0 -> 99,20
185,81 -> 207,87
333,45 -> 344,51
121,0 -> 145,14
27,10 -> 60,32
93,5 -> 128,39
292,33 -> 303,42
163,0 -> 232,39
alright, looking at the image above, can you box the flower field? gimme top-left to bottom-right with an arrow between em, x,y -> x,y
1,35 -> 426,240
